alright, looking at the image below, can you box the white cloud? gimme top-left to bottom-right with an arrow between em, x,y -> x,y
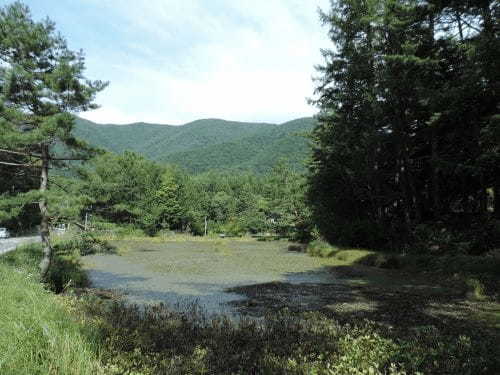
80,106 -> 136,125
78,0 -> 332,124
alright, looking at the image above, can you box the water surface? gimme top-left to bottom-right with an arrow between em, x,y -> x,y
83,240 -> 339,316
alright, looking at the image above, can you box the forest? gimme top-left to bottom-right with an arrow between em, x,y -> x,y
0,1 -> 499,374
2,0 -> 498,256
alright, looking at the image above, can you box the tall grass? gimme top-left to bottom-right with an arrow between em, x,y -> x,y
0,242 -> 89,293
0,264 -> 102,374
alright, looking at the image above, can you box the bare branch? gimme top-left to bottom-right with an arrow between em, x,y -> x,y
0,149 -> 88,161
50,156 -> 89,161
0,161 -> 39,168
48,178 -> 71,193
0,148 -> 42,159
460,17 -> 481,33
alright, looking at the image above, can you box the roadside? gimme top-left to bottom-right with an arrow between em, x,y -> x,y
0,236 -> 40,255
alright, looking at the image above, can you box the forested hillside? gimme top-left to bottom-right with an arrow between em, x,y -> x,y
74,117 -> 315,173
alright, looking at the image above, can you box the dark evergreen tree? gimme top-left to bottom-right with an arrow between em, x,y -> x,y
309,0 -> 499,251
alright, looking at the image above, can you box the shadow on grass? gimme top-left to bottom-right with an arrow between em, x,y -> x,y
227,263 -> 500,339
83,283 -> 500,375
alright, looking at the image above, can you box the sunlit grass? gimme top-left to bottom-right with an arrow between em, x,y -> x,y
96,231 -> 258,243
0,264 -> 102,374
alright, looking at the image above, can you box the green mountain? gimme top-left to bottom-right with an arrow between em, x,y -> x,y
73,117 -> 315,173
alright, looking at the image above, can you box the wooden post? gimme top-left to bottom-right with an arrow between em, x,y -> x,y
204,216 -> 207,236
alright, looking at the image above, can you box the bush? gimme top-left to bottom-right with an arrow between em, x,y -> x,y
288,244 -> 306,252
220,218 -> 246,237
465,277 -> 488,301
54,232 -> 115,256
307,240 -> 339,258
91,220 -> 147,238
411,218 -> 500,256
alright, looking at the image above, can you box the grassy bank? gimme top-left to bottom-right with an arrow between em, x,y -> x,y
0,242 -> 89,292
305,240 -> 500,300
0,263 -> 101,374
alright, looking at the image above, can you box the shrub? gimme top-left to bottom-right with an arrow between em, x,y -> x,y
221,218 -> 246,237
357,253 -> 402,269
54,232 -> 115,256
307,240 -> 338,258
411,218 -> 500,256
465,278 -> 487,301
92,220 -> 147,239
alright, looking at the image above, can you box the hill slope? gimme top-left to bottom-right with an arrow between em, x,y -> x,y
73,117 -> 315,173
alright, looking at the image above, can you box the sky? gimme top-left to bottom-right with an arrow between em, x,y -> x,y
16,0 -> 331,125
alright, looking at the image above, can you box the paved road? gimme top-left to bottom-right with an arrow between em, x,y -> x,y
0,236 -> 41,255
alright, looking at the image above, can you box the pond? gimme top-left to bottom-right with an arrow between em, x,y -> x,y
83,239 -> 340,317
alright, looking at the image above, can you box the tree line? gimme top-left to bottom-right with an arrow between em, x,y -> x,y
60,152 -> 312,241
308,0 -> 499,254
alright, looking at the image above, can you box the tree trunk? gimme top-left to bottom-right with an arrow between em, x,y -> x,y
431,128 -> 440,217
39,144 -> 52,280
455,11 -> 464,42
494,179 -> 500,220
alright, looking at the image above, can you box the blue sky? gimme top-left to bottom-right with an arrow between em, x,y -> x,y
18,0 -> 331,125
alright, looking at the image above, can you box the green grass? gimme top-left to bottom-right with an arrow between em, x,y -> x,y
0,242 -> 89,293
355,252 -> 500,299
0,264 -> 101,374
306,240 -> 375,262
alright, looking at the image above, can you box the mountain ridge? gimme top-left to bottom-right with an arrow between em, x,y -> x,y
73,116 -> 316,173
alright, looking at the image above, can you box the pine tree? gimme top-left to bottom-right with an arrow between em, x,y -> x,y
0,2 -> 107,278
309,0 -> 499,251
